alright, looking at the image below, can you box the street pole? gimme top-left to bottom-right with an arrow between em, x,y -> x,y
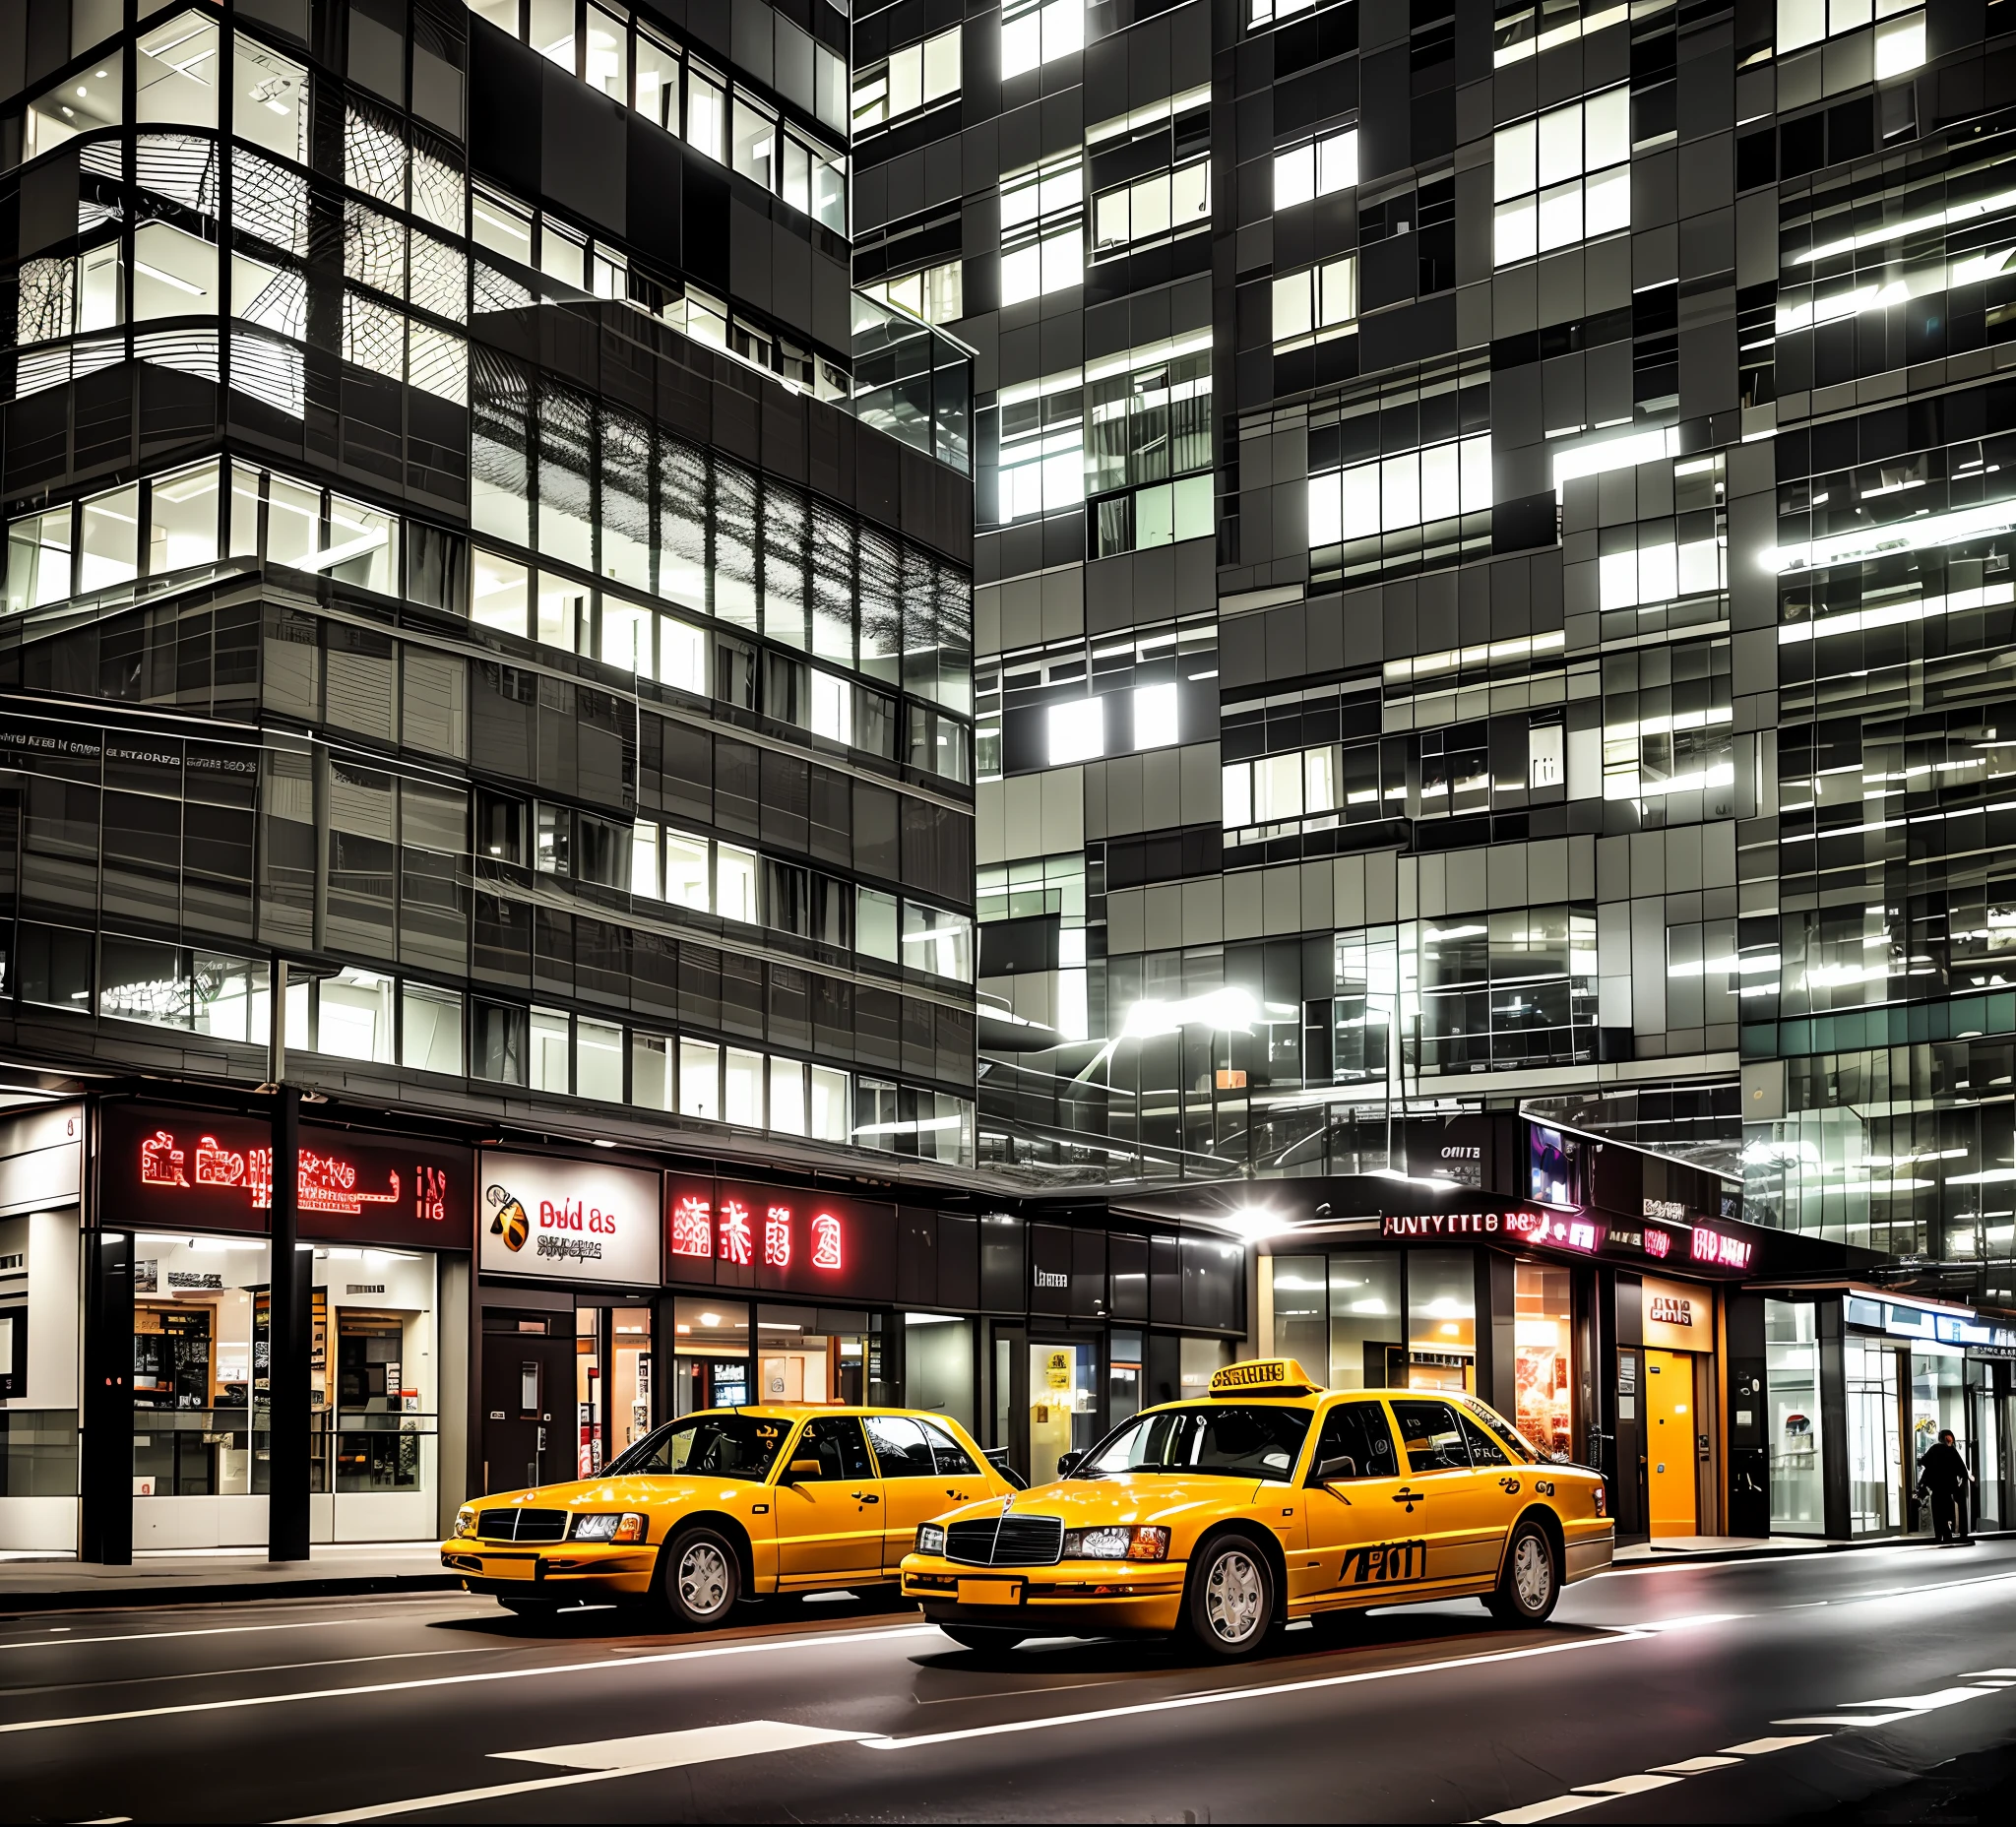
268,963 -> 310,1561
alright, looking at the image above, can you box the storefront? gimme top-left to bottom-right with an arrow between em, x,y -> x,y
28,1093 -> 1250,1560
94,1102 -> 472,1550
1735,1285 -> 2016,1541
1227,1113 -> 1873,1548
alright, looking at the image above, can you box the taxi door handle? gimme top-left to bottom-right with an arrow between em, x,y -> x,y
853,1491 -> 880,1503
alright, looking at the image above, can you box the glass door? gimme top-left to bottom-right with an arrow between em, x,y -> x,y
1028,1340 -> 1098,1485
1846,1336 -> 1901,1535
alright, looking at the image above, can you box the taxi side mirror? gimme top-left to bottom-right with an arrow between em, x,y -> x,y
782,1458 -> 824,1485
1311,1454 -> 1357,1484
1056,1450 -> 1086,1478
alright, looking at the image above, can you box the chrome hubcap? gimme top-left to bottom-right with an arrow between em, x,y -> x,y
1512,1535 -> 1551,1611
1204,1549 -> 1265,1644
678,1543 -> 730,1617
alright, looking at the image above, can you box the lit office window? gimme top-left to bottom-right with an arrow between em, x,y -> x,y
1273,129 -> 1357,209
1001,0 -> 1084,78
1492,87 -> 1629,266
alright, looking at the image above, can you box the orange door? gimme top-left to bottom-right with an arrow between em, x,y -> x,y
1646,1350 -> 1697,1538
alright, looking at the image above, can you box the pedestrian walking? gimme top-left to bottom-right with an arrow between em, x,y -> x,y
1916,1428 -> 1973,1545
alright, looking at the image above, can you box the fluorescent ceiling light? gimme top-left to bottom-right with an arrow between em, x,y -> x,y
133,259 -> 209,297
1761,498 -> 2016,574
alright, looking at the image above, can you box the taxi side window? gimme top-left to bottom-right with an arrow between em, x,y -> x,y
1389,1399 -> 1473,1473
796,1415 -> 873,1480
917,1418 -> 980,1477
864,1415 -> 936,1478
1310,1402 -> 1399,1480
1457,1413 -> 1511,1467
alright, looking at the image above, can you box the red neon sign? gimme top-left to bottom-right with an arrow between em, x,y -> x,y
812,1213 -> 842,1270
764,1205 -> 792,1269
669,1192 -> 713,1259
139,1128 -> 426,1221
1690,1226 -> 1753,1272
1644,1228 -> 1673,1260
719,1199 -> 755,1267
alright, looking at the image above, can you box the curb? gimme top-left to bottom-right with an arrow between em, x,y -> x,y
1612,1529 -> 2016,1567
0,1571 -> 462,1617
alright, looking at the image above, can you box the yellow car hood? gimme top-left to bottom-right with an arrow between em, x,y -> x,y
940,1473 -> 1267,1530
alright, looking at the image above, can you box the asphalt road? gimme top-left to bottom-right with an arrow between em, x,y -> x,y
6,1541 -> 2016,1823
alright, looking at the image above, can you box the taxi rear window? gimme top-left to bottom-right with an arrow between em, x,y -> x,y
1076,1405 -> 1313,1482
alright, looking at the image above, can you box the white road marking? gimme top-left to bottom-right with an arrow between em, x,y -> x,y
1773,1713 -> 1926,1728
0,1624 -> 940,1738
859,1631 -> 1648,1752
1651,1756 -> 1742,1773
1722,1736 -> 1826,1754
1572,1775 -> 1681,1796
1776,1684 -> 1997,1727
282,1722 -> 872,1823
1483,1797 -> 1609,1823
1636,1613 -> 1746,1631
0,1616 -> 422,1655
495,1720 -> 870,1770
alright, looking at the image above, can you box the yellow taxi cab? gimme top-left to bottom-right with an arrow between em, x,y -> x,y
442,1405 -> 1013,1625
901,1357 -> 1613,1660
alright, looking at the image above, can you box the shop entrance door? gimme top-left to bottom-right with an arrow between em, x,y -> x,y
1645,1350 -> 1697,1537
1029,1341 -> 1098,1486
479,1329 -> 575,1495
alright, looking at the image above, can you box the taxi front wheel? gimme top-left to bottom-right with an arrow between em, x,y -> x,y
653,1526 -> 741,1629
1182,1532 -> 1277,1661
1485,1519 -> 1560,1626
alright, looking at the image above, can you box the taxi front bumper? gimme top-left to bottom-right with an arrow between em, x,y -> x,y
901,1551 -> 1186,1635
440,1537 -> 657,1598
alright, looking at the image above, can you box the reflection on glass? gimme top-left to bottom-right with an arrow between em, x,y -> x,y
1514,1261 -> 1573,1461
1766,1299 -> 1822,1534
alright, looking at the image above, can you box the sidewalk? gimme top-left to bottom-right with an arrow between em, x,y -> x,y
0,1543 -> 459,1615
1613,1530 -> 2015,1565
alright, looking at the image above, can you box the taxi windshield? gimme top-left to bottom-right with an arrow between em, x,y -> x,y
1075,1404 -> 1312,1482
603,1414 -> 791,1482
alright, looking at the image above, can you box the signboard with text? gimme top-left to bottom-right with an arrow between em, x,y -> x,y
664,1177 -> 897,1304
478,1151 -> 662,1286
1379,1205 -> 1759,1279
100,1102 -> 471,1250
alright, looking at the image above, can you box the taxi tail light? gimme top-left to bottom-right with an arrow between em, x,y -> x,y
1592,1483 -> 1606,1518
1127,1527 -> 1171,1561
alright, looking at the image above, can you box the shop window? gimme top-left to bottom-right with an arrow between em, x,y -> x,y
678,1039 -> 720,1120
529,1007 -> 570,1093
1322,1253 -> 1400,1388
1514,1261 -> 1573,1461
672,1298 -> 748,1417
400,981 -> 463,1074
1270,1254 -> 1328,1370
1405,1251 -> 1475,1393
724,1047 -> 764,1126
312,1248 -> 436,1515
1766,1299 -> 1823,1535
132,1236 -> 268,1501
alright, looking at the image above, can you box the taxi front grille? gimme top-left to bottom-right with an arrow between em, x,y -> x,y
476,1507 -> 568,1543
945,1515 -> 1063,1567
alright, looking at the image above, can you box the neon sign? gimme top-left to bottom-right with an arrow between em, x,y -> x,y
1643,1228 -> 1673,1259
138,1128 -> 429,1221
669,1192 -> 713,1259
666,1183 -> 850,1280
719,1199 -> 755,1267
1690,1225 -> 1754,1272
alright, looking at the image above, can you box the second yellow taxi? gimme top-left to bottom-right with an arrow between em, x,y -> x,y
442,1405 -> 1013,1624
901,1357 -> 1613,1659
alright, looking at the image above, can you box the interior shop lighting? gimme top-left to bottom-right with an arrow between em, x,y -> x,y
1761,497 -> 2016,573
904,1311 -> 963,1324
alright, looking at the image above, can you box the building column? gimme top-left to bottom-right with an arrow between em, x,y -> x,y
79,1228 -> 133,1565
267,1087 -> 310,1561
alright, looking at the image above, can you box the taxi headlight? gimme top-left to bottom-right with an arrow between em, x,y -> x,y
1063,1525 -> 1169,1562
454,1505 -> 476,1539
915,1523 -> 948,1555
572,1512 -> 648,1544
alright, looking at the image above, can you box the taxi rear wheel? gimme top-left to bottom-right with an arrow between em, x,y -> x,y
1486,1519 -> 1560,1626
1182,1532 -> 1277,1661
654,1526 -> 741,1629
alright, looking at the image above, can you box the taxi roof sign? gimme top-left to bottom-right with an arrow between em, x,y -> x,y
1208,1357 -> 1317,1396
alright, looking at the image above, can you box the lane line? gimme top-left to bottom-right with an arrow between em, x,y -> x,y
0,1624 -> 941,1739
1572,1775 -> 1681,1796
0,1616 -> 434,1656
282,1722 -> 872,1824
1722,1736 -> 1827,1754
495,1720 -> 871,1770
858,1631 -> 1650,1752
1650,1756 -> 1741,1774
1483,1798 -> 1607,1824
0,1645 -> 482,1703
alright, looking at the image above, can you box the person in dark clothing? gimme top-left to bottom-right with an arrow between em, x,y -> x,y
1917,1429 -> 1973,1544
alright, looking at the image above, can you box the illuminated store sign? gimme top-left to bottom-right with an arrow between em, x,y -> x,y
665,1178 -> 896,1302
1380,1205 -> 1760,1278
478,1151 -> 661,1286
1689,1226 -> 1754,1273
102,1102 -> 469,1249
